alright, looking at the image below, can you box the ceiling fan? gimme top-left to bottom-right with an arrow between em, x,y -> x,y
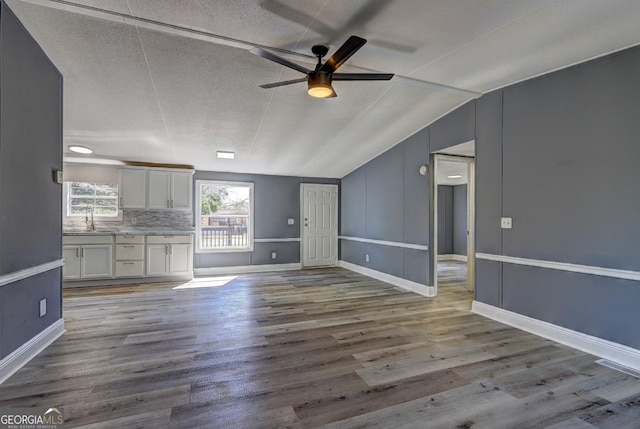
250,35 -> 394,98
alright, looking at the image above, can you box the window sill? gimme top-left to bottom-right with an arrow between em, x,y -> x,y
196,247 -> 254,254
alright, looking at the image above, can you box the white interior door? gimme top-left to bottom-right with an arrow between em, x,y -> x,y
301,184 -> 338,267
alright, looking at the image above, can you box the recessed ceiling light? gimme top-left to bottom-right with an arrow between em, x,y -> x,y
447,174 -> 463,179
217,151 -> 235,160
68,145 -> 93,154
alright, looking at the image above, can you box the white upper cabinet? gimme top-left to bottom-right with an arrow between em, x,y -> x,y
119,168 -> 147,209
170,172 -> 192,210
148,170 -> 192,210
147,170 -> 172,209
119,167 -> 193,210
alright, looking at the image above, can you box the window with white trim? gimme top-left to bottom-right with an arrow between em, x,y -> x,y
66,182 -> 119,218
196,180 -> 254,252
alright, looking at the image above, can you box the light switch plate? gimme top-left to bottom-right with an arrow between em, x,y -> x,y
39,299 -> 47,317
501,217 -> 513,229
287,218 -> 295,225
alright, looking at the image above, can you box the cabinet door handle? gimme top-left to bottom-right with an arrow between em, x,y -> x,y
171,199 -> 174,208
169,246 -> 173,255
81,248 -> 85,258
76,248 -> 80,258
123,245 -> 135,248
120,197 -> 124,208
167,199 -> 170,208
123,262 -> 135,265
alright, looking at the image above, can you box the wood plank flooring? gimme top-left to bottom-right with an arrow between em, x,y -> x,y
1,266 -> 640,428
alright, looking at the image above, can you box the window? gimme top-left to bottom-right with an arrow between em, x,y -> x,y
66,182 -> 119,218
196,180 -> 254,252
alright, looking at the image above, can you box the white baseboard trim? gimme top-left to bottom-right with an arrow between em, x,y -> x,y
194,263 -> 302,276
472,301 -> 640,372
437,254 -> 468,262
338,260 -> 435,297
0,318 -> 65,385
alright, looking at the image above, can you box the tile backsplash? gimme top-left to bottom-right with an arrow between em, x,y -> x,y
64,209 -> 193,229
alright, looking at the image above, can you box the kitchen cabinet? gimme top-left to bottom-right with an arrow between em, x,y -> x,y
147,170 -> 192,210
119,168 -> 146,209
63,236 -> 113,280
114,235 -> 145,277
146,235 -> 193,277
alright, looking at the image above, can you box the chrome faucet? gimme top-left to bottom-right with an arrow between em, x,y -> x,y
86,205 -> 95,231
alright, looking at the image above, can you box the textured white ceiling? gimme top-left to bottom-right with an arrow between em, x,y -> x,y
7,0 -> 640,178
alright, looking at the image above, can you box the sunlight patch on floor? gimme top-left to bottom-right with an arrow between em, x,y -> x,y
173,275 -> 237,290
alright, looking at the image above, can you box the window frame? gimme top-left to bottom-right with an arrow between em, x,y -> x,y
195,180 -> 254,253
64,181 -> 121,220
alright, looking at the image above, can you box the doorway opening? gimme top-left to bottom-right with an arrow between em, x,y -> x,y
431,144 -> 475,297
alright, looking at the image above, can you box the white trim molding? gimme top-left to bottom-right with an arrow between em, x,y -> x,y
339,260 -> 435,297
0,319 -> 65,385
476,253 -> 640,282
472,301 -> 640,372
0,259 -> 64,288
195,263 -> 301,276
339,236 -> 428,252
254,238 -> 301,243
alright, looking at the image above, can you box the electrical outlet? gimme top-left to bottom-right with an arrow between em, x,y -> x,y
271,252 -> 277,260
132,218 -> 137,224
39,299 -> 47,317
501,217 -> 513,229
365,254 -> 370,262
287,218 -> 295,225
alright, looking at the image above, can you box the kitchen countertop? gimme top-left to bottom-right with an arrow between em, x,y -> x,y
63,227 -> 195,236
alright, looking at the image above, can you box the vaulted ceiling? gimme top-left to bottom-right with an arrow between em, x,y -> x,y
8,0 -> 640,178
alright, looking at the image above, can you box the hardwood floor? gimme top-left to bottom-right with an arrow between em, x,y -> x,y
1,267 -> 640,428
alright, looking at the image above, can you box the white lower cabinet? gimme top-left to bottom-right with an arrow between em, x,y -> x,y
62,246 -> 82,280
115,235 -> 145,277
63,233 -> 192,282
63,238 -> 113,280
146,235 -> 193,277
146,244 -> 171,276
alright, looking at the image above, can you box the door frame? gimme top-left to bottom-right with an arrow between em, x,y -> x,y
431,154 -> 476,295
300,183 -> 339,268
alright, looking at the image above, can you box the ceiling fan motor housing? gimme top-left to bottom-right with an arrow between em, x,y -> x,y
308,71 -> 332,86
311,45 -> 329,59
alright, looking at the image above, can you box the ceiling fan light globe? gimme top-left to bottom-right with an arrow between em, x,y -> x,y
307,71 -> 334,98
308,84 -> 334,98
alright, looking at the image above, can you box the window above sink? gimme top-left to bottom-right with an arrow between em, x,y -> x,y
65,182 -> 119,218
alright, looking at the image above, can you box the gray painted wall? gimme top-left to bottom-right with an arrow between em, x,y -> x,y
437,184 -> 467,256
474,46 -> 640,349
340,99 -> 475,286
453,184 -> 467,256
193,171 -> 338,268
340,127 -> 430,286
437,186 -> 453,254
0,1 -> 63,358
475,91 -> 503,307
340,43 -> 640,351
